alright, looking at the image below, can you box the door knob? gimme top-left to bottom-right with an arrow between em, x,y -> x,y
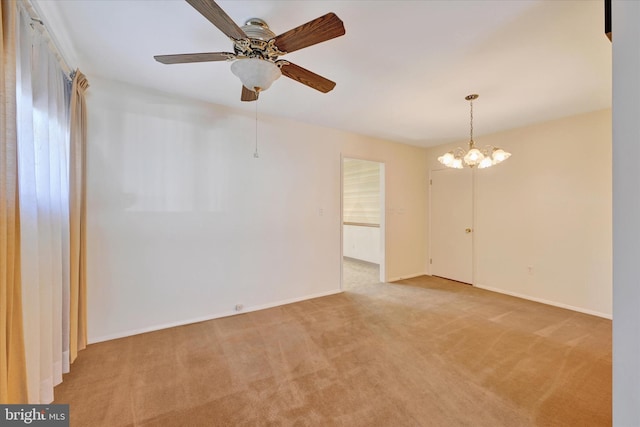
465,228 -> 472,233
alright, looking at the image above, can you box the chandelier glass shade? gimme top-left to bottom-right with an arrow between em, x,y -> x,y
438,94 -> 511,169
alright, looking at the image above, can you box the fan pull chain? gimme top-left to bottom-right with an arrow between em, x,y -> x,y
254,98 -> 259,158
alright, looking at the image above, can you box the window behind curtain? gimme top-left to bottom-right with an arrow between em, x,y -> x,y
16,4 -> 72,404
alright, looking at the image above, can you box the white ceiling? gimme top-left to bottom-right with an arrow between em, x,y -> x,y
34,0 -> 611,147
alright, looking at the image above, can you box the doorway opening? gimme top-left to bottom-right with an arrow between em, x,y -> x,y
341,157 -> 385,290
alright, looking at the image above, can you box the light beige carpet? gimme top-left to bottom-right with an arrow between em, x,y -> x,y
54,276 -> 611,426
342,257 -> 380,289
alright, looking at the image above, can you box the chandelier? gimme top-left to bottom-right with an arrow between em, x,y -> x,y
438,94 -> 511,169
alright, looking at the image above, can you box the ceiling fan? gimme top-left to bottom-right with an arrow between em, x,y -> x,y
154,0 -> 346,102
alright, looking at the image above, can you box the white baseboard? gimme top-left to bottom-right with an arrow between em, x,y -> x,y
473,283 -> 612,319
388,272 -> 426,282
89,288 -> 343,344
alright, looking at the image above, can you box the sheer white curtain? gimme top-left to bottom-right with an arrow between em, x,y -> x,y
16,5 -> 71,404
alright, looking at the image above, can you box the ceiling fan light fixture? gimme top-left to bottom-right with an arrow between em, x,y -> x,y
155,3 -> 345,102
231,58 -> 282,93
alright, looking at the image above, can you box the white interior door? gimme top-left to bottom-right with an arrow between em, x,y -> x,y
430,168 -> 473,284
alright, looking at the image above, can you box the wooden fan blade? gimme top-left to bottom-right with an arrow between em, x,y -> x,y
185,0 -> 246,40
241,86 -> 258,102
154,52 -> 235,64
280,62 -> 336,93
273,13 -> 345,54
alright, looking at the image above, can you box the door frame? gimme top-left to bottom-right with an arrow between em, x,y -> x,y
428,167 -> 477,285
340,154 -> 386,289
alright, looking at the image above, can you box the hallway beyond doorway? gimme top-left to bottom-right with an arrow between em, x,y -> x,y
343,257 -> 380,290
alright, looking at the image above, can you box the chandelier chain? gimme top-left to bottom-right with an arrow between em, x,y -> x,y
469,99 -> 474,144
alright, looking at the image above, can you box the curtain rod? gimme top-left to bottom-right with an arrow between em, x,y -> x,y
19,0 -> 74,78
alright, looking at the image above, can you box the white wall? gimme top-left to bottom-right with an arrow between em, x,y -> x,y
426,109 -> 612,317
612,1 -> 640,424
86,77 -> 427,342
343,225 -> 380,264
